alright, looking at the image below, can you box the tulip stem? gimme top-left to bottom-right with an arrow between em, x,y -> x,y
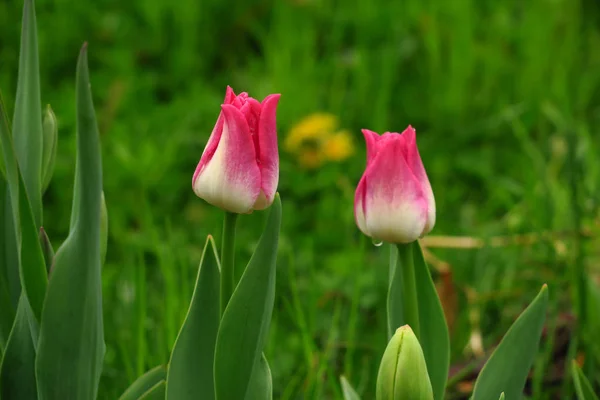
397,243 -> 420,338
220,211 -> 238,316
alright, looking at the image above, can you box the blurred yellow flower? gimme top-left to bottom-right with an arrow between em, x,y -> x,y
322,130 -> 354,161
284,113 -> 338,152
297,150 -> 322,169
285,113 -> 355,169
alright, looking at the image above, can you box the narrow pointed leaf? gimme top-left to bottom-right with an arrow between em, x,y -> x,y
472,285 -> 549,400
388,243 -> 449,400
0,295 -> 37,399
166,236 -> 220,400
36,44 -> 105,399
119,365 -> 167,400
245,354 -> 273,400
340,376 -> 361,400
499,393 -> 505,400
13,0 -> 43,226
214,195 -> 282,400
572,362 -> 599,400
0,70 -> 47,324
139,381 -> 166,399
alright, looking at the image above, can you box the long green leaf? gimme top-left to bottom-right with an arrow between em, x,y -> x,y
166,236 -> 220,400
572,362 -> 599,400
35,43 -> 105,399
119,365 -> 167,400
2,195 -> 20,310
139,381 -> 166,400
340,376 -> 361,400
412,241 -> 450,400
13,0 -> 43,226
0,72 -> 47,325
0,93 -> 21,312
0,295 -> 37,399
245,354 -> 273,400
472,285 -> 549,400
214,195 -> 282,400
388,242 -> 450,400
0,177 -> 16,351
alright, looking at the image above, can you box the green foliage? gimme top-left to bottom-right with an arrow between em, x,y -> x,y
138,380 -> 166,399
119,365 -> 167,400
340,376 -> 361,400
35,44 -> 105,399
0,296 -> 37,399
38,227 -> 54,273
0,0 -> 598,398
166,236 -> 220,400
571,362 -> 599,400
41,105 -> 57,193
245,354 -> 274,400
389,243 -> 449,399
214,195 -> 281,400
472,286 -> 549,400
12,0 -> 43,227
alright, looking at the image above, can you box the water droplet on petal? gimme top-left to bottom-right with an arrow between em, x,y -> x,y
372,238 -> 383,247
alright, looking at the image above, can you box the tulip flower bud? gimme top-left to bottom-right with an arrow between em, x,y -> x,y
192,86 -> 281,214
354,126 -> 435,244
376,325 -> 433,400
41,104 -> 58,192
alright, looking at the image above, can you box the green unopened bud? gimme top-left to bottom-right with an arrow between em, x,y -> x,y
376,325 -> 433,400
41,104 -> 58,192
100,191 -> 108,265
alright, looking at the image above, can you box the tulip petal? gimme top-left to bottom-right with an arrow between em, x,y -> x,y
255,94 -> 281,209
224,86 -> 236,104
361,129 -> 381,164
192,113 -> 225,185
362,137 -> 428,243
193,104 -> 261,213
354,174 -> 368,235
402,126 -> 436,235
240,98 -> 262,140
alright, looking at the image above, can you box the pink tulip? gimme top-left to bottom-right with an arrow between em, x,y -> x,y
193,86 -> 281,213
354,126 -> 435,243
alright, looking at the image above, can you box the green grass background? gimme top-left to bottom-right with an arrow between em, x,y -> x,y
1,0 -> 600,398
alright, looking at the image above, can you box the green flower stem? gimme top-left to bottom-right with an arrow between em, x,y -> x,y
220,211 -> 238,316
397,243 -> 420,338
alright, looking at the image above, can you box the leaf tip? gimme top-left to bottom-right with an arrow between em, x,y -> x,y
539,284 -> 549,298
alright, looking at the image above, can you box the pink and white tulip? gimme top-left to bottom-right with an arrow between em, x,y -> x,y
354,126 -> 435,244
193,87 -> 281,213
